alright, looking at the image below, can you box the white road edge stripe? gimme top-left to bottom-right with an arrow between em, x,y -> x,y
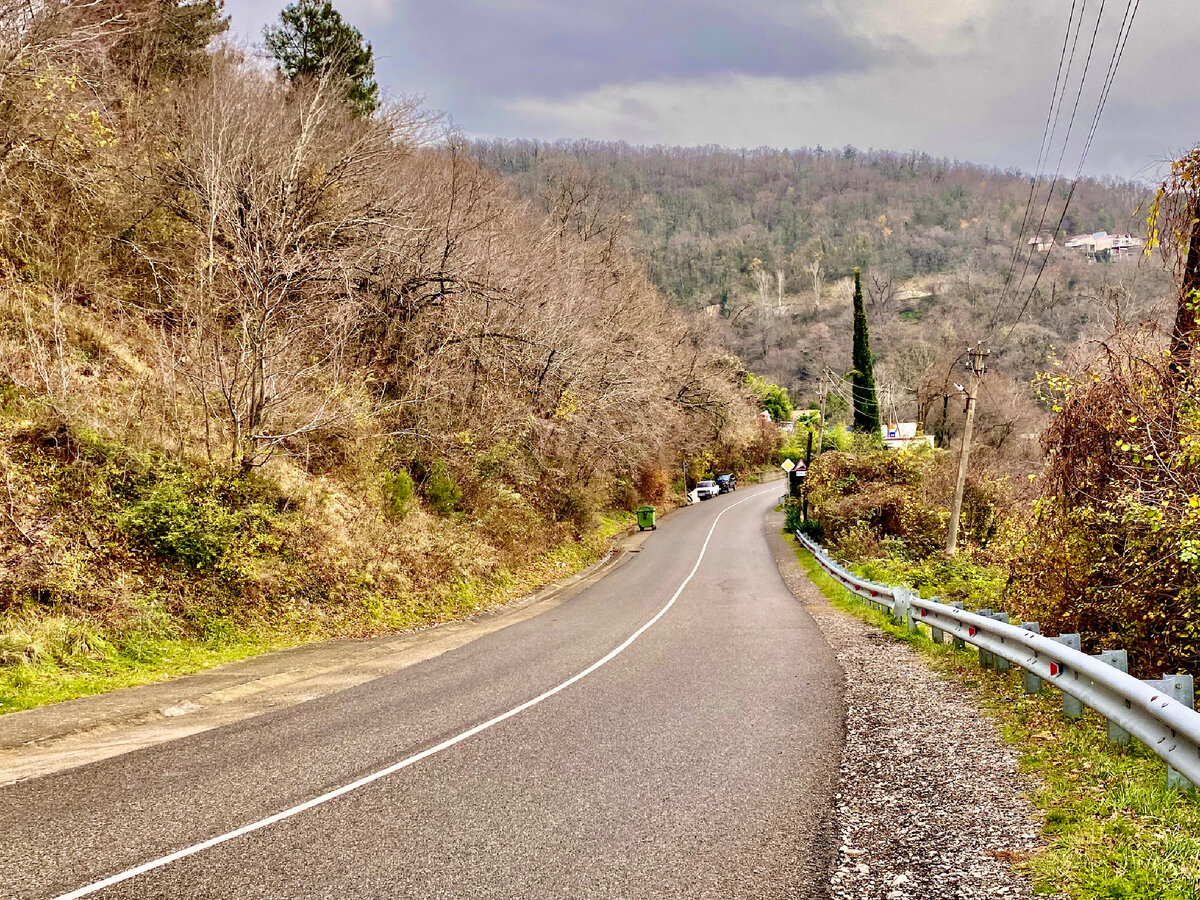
51,486 -> 774,900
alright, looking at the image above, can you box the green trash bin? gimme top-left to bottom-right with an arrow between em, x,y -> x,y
636,505 -> 657,531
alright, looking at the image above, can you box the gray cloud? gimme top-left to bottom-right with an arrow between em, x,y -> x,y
226,0 -> 1200,180
399,0 -> 869,97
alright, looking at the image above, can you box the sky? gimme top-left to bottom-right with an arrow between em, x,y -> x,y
224,0 -> 1198,182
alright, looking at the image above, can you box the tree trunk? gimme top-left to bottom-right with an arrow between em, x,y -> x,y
1170,201 -> 1200,367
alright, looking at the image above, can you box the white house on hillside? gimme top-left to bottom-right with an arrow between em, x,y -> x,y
1063,231 -> 1144,259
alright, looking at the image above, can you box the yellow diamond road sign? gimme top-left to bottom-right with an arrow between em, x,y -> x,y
781,459 -> 795,472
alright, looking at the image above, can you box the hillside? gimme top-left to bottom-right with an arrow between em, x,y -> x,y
472,140 -> 1176,441
0,3 -> 770,709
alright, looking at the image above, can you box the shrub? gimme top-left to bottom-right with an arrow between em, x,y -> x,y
614,479 -> 640,511
478,486 -> 545,555
808,449 -> 936,549
550,487 -> 595,537
821,424 -> 854,453
422,462 -> 461,516
783,497 -> 804,533
381,469 -> 414,520
635,465 -> 671,504
119,478 -> 236,569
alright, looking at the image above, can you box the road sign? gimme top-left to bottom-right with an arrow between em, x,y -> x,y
781,459 -> 795,472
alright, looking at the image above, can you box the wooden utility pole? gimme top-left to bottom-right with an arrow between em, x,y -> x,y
946,346 -> 988,556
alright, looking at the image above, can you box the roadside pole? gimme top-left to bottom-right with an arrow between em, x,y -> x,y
817,380 -> 826,457
946,346 -> 988,556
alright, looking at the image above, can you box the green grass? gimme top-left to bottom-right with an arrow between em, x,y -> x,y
0,512 -> 636,715
0,629 -> 301,714
789,534 -> 1200,900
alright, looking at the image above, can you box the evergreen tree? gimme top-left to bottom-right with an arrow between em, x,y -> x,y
850,268 -> 881,434
264,0 -> 378,115
111,0 -> 230,85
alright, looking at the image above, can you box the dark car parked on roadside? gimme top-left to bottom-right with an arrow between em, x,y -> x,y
716,474 -> 737,493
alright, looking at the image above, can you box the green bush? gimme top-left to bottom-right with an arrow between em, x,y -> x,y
381,469 -> 414,520
116,470 -> 283,571
423,462 -> 461,516
783,497 -> 805,533
118,479 -> 237,569
821,424 -> 854,453
856,552 -> 1005,607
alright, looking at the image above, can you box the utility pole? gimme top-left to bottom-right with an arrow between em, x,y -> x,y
817,380 -> 827,456
946,345 -> 988,556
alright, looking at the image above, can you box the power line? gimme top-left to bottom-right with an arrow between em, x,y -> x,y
996,0 -> 1083,319
996,0 -> 1141,352
1077,0 -> 1140,179
1005,0 -> 1108,317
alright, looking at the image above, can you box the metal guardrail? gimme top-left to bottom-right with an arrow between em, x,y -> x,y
795,530 -> 1200,790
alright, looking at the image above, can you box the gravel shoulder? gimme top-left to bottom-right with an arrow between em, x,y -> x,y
765,511 -> 1049,900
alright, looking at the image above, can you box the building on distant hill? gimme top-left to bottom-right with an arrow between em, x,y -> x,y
1027,233 -> 1055,252
1063,231 -> 1144,261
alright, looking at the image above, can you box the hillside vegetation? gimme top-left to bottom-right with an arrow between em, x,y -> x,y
0,2 -> 769,708
473,140 -> 1175,446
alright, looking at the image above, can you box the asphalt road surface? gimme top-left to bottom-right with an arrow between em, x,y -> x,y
1,485 -> 843,900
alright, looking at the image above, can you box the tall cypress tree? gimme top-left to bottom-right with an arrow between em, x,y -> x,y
850,267 -> 881,435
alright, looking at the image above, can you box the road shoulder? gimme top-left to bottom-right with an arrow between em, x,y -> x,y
765,511 -> 1046,900
0,524 -> 659,785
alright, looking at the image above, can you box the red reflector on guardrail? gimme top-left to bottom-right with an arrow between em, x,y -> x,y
968,626 -> 976,637
1049,662 -> 1060,676
920,609 -> 927,617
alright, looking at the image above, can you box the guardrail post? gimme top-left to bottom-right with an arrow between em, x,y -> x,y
991,613 -> 1011,672
907,594 -> 920,635
976,609 -> 994,668
949,602 -> 966,649
892,589 -> 915,632
1054,633 -> 1084,718
1142,675 -> 1196,791
927,597 -> 944,644
1095,650 -> 1131,746
1021,622 -> 1043,693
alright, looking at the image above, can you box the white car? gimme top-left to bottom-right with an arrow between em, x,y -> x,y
696,480 -> 720,500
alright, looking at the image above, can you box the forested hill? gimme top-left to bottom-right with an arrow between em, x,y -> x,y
0,3 -> 771,708
472,139 -> 1173,430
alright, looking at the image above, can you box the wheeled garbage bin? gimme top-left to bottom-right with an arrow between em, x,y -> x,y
636,505 -> 657,531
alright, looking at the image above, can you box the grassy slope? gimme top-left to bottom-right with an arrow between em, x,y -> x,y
789,536 -> 1200,900
1,510 -> 633,714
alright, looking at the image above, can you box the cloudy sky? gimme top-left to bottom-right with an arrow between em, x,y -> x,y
225,0 -> 1197,181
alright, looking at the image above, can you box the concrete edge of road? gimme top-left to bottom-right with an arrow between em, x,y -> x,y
0,512 -> 677,784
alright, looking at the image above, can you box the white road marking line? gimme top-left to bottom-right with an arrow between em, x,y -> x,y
50,487 -> 774,900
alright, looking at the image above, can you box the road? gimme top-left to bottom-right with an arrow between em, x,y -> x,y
1,485 -> 843,900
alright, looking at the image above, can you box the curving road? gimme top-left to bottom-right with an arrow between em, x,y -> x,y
1,485 -> 843,900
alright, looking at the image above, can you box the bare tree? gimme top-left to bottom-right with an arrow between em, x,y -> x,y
807,257 -> 823,310
865,271 -> 898,313
160,57 -> 422,469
